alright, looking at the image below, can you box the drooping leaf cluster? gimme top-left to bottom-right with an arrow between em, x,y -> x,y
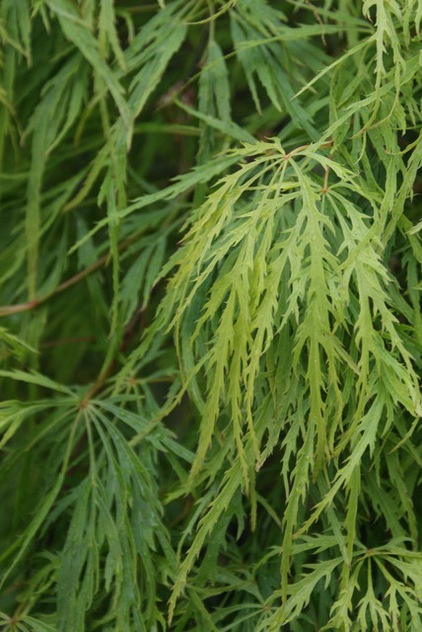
0,0 -> 421,630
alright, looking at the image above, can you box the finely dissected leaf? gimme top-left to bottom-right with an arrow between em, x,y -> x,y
268,557 -> 344,628
24,54 -> 88,298
69,150 -> 244,251
46,0 -> 131,130
0,370 -> 75,395
1,0 -> 421,629
98,0 -> 126,71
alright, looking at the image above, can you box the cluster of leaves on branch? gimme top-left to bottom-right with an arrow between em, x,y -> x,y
0,0 -> 421,630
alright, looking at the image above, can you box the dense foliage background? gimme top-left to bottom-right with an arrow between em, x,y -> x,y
0,0 -> 421,630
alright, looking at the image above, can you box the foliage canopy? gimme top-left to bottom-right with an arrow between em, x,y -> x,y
0,0 -> 421,630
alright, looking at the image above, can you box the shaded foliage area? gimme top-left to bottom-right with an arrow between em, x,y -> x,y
0,0 -> 421,630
